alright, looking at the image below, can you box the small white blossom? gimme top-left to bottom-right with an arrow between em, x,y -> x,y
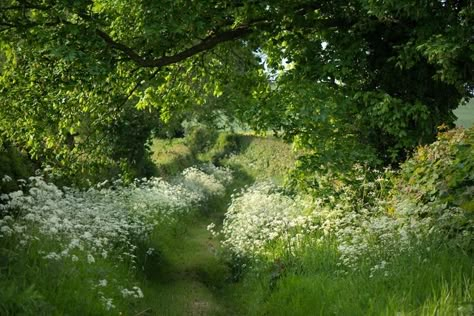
98,279 -> 108,287
87,254 -> 95,264
2,175 -> 12,183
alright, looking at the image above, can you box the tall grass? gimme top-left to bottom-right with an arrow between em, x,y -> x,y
221,135 -> 297,184
226,240 -> 473,316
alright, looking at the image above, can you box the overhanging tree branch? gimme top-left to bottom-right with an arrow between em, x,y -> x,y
96,24 -> 259,68
0,4 -> 51,10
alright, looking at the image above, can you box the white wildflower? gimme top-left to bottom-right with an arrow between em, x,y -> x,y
2,175 -> 12,183
44,252 -> 61,260
98,279 -> 108,287
87,254 -> 95,264
1,225 -> 13,236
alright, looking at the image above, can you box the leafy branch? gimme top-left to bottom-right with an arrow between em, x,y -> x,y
95,22 -> 263,68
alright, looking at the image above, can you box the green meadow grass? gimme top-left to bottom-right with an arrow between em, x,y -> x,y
455,99 -> 474,128
219,134 -> 297,185
151,132 -> 297,185
133,212 -> 231,316
0,234 -> 136,315
223,240 -> 474,316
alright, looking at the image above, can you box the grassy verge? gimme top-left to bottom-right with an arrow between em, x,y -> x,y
0,163 -> 233,315
219,134 -> 296,184
0,236 -> 138,315
224,242 -> 474,315
151,131 -> 296,184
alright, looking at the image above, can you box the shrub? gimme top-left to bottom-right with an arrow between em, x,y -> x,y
0,143 -> 34,194
185,126 -> 218,155
205,132 -> 240,164
395,127 -> 474,212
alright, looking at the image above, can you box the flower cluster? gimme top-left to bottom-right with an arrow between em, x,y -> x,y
0,164 -> 232,310
220,182 -> 313,259
219,161 -> 472,274
180,166 -> 229,200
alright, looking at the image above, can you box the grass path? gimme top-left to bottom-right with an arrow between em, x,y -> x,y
136,163 -> 255,315
141,135 -> 290,315
137,206 -> 235,316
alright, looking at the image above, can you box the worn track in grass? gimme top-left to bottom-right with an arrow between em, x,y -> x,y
136,208 -> 235,316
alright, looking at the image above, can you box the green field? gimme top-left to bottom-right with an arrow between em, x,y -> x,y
455,99 -> 474,127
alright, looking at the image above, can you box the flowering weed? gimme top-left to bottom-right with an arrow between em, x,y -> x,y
0,164 -> 232,314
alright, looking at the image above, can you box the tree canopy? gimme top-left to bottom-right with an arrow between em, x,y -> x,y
1,0 -> 472,183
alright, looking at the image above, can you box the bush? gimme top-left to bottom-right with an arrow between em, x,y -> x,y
205,132 -> 240,164
0,143 -> 34,194
185,126 -> 218,155
395,127 -> 474,212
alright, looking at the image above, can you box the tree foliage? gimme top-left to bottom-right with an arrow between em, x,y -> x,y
0,0 -> 472,183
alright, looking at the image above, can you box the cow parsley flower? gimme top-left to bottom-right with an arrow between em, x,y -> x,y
98,279 -> 108,287
87,254 -> 95,264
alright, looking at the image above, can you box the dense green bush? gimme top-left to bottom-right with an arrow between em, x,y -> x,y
205,132 -> 240,164
185,126 -> 218,155
222,135 -> 297,183
394,127 -> 474,212
0,142 -> 34,194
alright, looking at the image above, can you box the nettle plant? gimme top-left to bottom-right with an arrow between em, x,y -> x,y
395,127 -> 474,212
0,164 -> 232,312
391,127 -> 474,251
